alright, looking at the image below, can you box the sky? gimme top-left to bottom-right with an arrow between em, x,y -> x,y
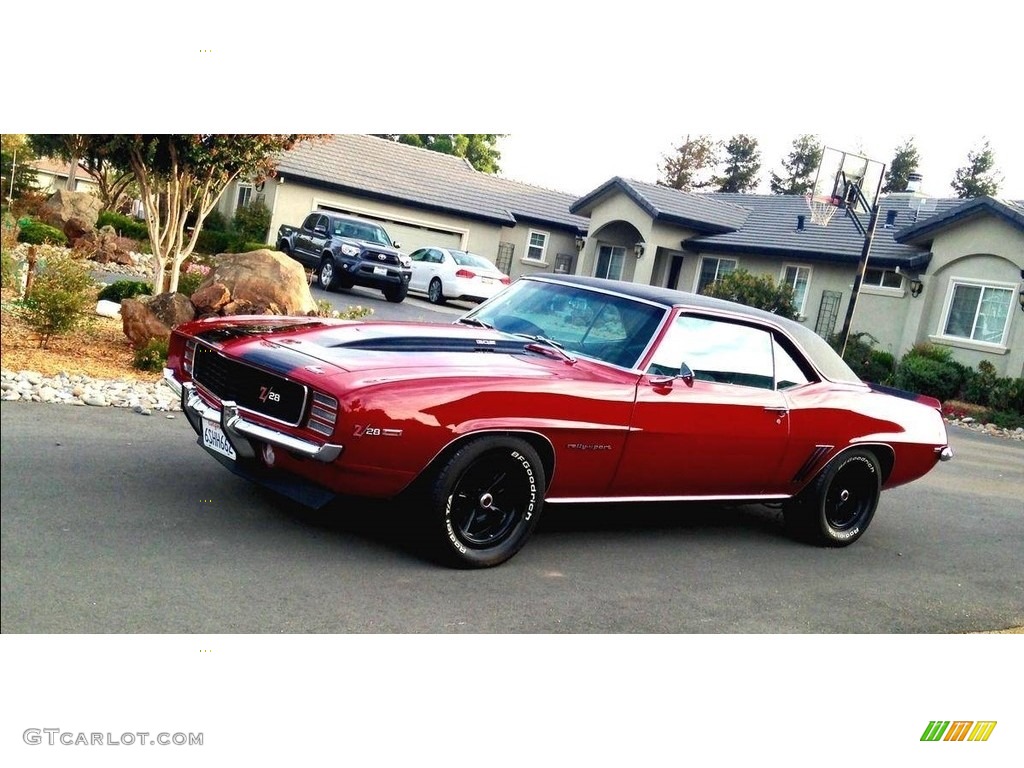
497,129 -> 1023,200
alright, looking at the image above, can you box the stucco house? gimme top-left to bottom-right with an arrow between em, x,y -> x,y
29,157 -> 100,195
218,134 -> 587,281
219,135 -> 1024,376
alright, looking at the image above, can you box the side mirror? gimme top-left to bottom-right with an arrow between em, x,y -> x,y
392,240 -> 401,249
678,362 -> 695,385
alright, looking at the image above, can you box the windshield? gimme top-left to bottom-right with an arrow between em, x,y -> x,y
463,279 -> 667,369
331,219 -> 393,247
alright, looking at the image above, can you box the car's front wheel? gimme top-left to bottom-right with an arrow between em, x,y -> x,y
427,278 -> 445,305
785,448 -> 881,546
427,436 -> 545,568
318,256 -> 338,291
383,285 -> 407,303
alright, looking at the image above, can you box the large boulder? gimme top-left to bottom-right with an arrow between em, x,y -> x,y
195,249 -> 316,317
121,293 -> 196,349
76,225 -> 135,264
40,190 -> 103,242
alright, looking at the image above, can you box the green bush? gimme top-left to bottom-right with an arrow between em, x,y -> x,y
96,210 -> 149,241
893,353 -> 964,402
236,240 -> 274,253
17,217 -> 67,246
840,332 -> 896,383
97,279 -> 153,303
176,264 -> 210,297
700,268 -> 799,320
203,210 -> 228,232
19,254 -> 95,347
232,201 -> 272,242
195,229 -> 233,255
2,243 -> 20,292
133,337 -> 169,372
989,376 -> 1024,415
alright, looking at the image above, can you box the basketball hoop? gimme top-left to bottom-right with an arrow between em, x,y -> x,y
806,194 -> 839,226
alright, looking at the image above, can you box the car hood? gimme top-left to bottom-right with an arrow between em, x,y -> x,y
188,317 -> 584,378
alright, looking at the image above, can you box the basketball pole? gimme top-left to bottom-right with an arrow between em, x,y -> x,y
837,168 -> 886,358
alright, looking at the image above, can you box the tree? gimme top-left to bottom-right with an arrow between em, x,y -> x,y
658,134 -> 718,191
372,134 -> 504,173
712,134 -> 761,193
700,269 -> 799,319
769,134 -> 822,195
950,139 -> 1002,198
28,134 -> 137,213
90,134 -> 321,292
1,134 -> 39,203
882,137 -> 920,193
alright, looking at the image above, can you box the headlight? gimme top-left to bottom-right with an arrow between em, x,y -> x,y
399,254 -> 411,267
340,244 -> 360,257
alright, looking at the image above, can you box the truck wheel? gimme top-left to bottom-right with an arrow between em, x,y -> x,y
784,449 -> 880,547
427,278 -> 445,305
384,285 -> 408,303
278,241 -> 291,257
318,257 -> 337,291
428,437 -> 544,568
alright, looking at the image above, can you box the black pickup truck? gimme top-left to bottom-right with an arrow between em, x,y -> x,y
277,211 -> 412,303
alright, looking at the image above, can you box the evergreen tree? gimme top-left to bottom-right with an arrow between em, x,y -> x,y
950,139 -> 1002,198
657,135 -> 718,191
372,135 -> 503,174
882,138 -> 920,193
769,134 -> 823,195
713,134 -> 761,193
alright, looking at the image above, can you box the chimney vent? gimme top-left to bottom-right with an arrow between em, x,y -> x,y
906,172 -> 923,193
797,214 -> 806,231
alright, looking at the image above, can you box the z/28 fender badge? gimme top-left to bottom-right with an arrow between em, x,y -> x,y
353,425 -> 403,438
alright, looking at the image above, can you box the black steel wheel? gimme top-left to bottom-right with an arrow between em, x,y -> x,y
427,278 -> 445,305
785,448 -> 881,547
428,436 -> 545,568
318,257 -> 337,291
384,285 -> 408,303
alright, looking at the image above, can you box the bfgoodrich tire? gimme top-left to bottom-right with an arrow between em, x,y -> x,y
784,448 -> 881,547
428,436 -> 545,568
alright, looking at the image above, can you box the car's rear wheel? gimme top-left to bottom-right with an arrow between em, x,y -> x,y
785,448 -> 880,546
318,256 -> 337,291
427,278 -> 445,305
427,436 -> 544,568
384,285 -> 407,303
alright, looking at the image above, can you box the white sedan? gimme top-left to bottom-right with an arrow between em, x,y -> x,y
407,247 -> 511,305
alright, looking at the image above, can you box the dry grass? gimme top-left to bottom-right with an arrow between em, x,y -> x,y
1,302 -> 142,380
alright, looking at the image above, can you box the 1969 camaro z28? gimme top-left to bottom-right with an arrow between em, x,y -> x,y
163,274 -> 952,567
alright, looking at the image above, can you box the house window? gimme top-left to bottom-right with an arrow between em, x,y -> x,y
595,245 -> 626,280
863,268 -> 903,289
781,264 -> 811,315
940,280 -> 1014,345
524,230 -> 549,264
695,257 -> 736,293
236,183 -> 253,212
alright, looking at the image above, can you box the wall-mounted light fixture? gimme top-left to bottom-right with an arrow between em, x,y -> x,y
575,234 -> 586,252
634,241 -> 646,259
909,277 -> 924,298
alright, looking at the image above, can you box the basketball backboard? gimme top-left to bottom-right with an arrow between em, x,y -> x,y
809,147 -> 885,221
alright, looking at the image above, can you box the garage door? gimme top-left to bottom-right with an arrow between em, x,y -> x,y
316,205 -> 463,253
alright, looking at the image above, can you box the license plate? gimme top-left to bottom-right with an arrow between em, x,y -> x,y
202,418 -> 237,460
481,277 -> 495,284
373,266 -> 388,276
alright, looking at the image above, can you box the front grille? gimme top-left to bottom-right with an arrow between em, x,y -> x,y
192,345 -> 308,425
364,251 -> 400,266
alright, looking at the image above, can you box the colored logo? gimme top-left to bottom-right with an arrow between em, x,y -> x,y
921,721 -> 997,742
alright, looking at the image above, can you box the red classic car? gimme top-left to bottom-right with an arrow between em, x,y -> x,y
163,274 -> 952,567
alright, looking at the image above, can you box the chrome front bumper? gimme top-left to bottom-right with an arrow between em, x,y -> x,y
163,368 -> 343,463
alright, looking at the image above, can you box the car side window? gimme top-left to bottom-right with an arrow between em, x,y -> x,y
648,314 -> 775,389
302,214 -> 319,231
428,249 -> 444,264
773,336 -> 812,389
409,249 -> 427,262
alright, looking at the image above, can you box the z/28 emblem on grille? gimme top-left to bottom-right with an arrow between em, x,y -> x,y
258,386 -> 281,403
